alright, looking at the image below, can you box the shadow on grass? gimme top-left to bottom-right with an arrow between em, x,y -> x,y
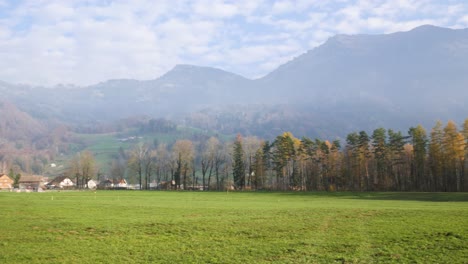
275,191 -> 468,202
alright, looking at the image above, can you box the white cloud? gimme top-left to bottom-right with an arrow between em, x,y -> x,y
192,0 -> 239,18
271,1 -> 295,14
458,15 -> 468,26
0,0 -> 466,86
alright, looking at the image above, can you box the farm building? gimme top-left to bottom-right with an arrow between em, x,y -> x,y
87,179 -> 98,189
0,174 -> 14,190
114,179 -> 127,188
98,179 -> 127,189
18,175 -> 47,191
98,179 -> 113,189
46,176 -> 75,189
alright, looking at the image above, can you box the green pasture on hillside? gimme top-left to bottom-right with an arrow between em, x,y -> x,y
0,192 -> 467,263
73,127 -> 231,173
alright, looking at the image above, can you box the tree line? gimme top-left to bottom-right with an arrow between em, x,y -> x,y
235,119 -> 467,192
69,119 -> 467,192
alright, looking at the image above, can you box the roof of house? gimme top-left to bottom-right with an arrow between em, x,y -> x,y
0,174 -> 14,181
99,178 -> 127,185
18,175 -> 45,183
115,179 -> 127,184
99,179 -> 113,185
47,176 -> 73,185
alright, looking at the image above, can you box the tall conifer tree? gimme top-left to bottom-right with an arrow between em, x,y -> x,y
232,134 -> 245,190
408,125 -> 427,190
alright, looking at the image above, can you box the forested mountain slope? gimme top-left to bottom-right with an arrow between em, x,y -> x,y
0,100 -> 47,142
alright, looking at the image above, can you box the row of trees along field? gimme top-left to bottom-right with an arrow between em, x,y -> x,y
254,119 -> 467,192
68,119 -> 468,192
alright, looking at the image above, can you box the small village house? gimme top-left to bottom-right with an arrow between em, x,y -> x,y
87,179 -> 98,189
97,178 -> 127,189
18,175 -> 47,191
114,179 -> 127,188
98,179 -> 114,189
46,176 -> 75,189
0,174 -> 14,190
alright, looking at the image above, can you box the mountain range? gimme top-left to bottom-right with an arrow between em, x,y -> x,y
1,25 -> 467,139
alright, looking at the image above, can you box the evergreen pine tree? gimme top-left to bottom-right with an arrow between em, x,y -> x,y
232,134 -> 245,190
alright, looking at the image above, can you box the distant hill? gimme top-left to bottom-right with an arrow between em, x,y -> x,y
0,100 -> 47,142
1,25 -> 467,138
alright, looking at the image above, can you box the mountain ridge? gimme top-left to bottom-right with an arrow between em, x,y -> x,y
1,25 -> 467,138
1,24 -> 467,88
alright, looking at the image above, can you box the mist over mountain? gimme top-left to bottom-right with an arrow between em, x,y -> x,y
250,25 -> 468,136
1,64 -> 253,122
260,25 -> 468,106
1,25 -> 467,139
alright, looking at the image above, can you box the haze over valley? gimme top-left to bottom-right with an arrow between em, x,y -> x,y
3,2 -> 468,264
1,25 -> 467,141
1,0 -> 468,192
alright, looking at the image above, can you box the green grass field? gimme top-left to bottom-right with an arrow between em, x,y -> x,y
0,192 -> 467,263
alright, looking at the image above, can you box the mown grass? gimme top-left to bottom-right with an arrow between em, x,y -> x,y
0,192 -> 467,263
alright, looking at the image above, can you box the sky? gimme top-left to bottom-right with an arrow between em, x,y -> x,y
0,0 -> 467,86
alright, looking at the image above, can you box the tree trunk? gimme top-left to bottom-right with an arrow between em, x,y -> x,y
201,160 -> 207,191
207,161 -> 213,191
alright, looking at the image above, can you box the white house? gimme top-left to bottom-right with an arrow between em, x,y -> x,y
114,179 -> 127,188
97,178 -> 128,189
87,179 -> 98,189
47,176 -> 74,189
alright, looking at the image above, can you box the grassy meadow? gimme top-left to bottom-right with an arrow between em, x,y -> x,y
0,191 -> 467,263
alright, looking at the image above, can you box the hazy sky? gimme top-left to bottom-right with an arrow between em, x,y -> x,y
1,0 -> 467,86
